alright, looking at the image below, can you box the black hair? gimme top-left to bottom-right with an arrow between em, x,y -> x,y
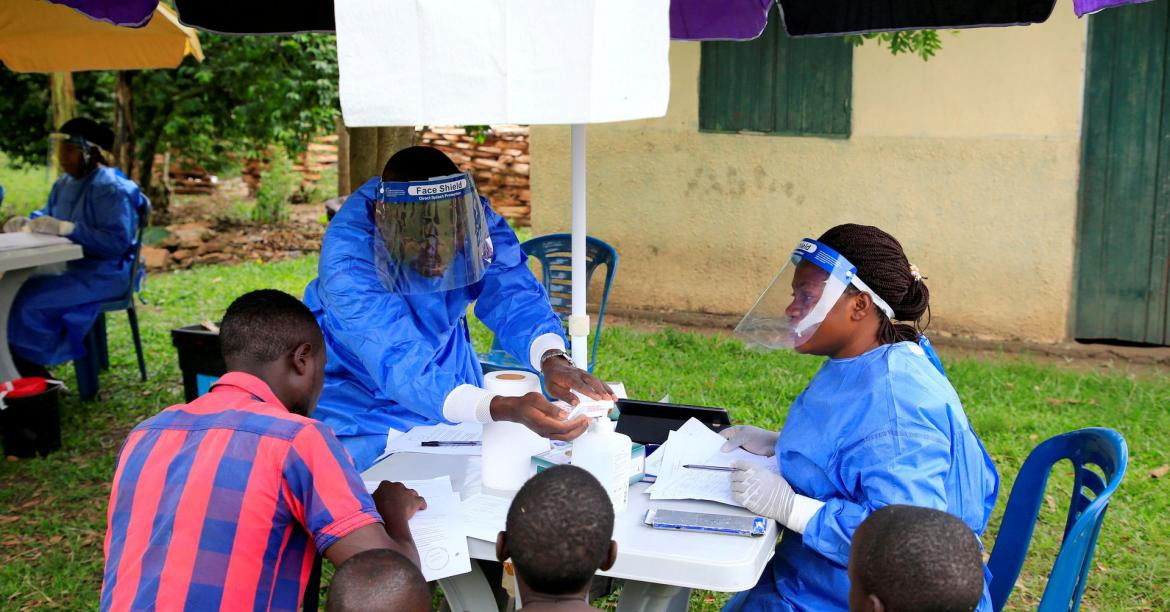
58,117 -> 115,152
817,223 -> 931,344
219,290 -> 322,364
326,548 -> 429,612
381,146 -> 460,182
853,505 -> 984,612
506,465 -> 615,596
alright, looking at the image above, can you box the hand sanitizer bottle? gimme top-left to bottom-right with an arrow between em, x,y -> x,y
571,415 -> 631,514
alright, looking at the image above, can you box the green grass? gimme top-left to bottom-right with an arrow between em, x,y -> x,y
1,254 -> 1166,610
0,152 -> 53,218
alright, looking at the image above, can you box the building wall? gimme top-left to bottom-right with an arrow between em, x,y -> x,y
530,10 -> 1088,342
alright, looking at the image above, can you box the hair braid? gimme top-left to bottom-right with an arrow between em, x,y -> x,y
817,224 -> 930,344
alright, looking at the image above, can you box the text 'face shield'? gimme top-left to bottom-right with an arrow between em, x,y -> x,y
374,173 -> 493,294
734,239 -> 859,350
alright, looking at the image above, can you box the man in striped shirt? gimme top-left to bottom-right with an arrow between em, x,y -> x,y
101,290 -> 425,611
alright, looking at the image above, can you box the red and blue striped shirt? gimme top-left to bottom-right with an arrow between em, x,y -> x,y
101,372 -> 382,611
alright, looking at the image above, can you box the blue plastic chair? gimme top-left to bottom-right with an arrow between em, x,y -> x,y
75,199 -> 150,401
479,233 -> 617,374
987,428 -> 1128,611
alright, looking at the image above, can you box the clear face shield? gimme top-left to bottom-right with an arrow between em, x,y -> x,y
734,238 -> 895,350
374,172 -> 493,294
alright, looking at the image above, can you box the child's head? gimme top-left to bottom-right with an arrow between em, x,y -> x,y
496,465 -> 618,597
849,505 -> 984,612
798,224 -> 930,356
219,289 -> 326,416
325,548 -> 429,612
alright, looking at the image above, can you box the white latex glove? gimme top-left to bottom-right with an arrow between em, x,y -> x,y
731,460 -> 825,534
720,425 -> 780,457
27,216 -> 75,236
3,216 -> 29,233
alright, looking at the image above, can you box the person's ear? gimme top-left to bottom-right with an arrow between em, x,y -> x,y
866,594 -> 884,612
290,342 -> 313,376
599,541 -> 618,571
495,531 -> 509,563
851,292 -> 872,321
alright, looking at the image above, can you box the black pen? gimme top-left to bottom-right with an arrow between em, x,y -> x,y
420,440 -> 481,447
682,464 -> 741,472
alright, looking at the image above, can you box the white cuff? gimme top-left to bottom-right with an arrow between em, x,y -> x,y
785,494 -> 826,535
528,333 -> 567,371
442,384 -> 498,424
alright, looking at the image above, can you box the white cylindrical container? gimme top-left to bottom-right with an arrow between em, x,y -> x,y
571,416 -> 631,514
482,371 -> 551,492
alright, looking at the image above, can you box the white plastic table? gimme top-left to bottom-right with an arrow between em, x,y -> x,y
0,234 -> 83,381
362,452 -> 777,612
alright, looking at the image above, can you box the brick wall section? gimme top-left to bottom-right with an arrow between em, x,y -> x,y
421,125 -> 531,226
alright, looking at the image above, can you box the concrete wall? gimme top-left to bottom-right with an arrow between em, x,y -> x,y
530,10 -> 1088,342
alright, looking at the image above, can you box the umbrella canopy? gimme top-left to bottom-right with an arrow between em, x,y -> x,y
0,0 -> 203,73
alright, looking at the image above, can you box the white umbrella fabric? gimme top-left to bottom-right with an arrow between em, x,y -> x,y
335,0 -> 671,369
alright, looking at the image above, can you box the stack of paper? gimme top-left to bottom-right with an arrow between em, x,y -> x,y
647,418 -> 778,508
365,476 -> 471,581
378,422 -> 483,462
460,493 -> 512,543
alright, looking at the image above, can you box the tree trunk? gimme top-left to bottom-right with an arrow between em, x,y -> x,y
49,72 -> 75,175
337,117 -> 350,197
347,126 -> 414,189
114,71 -> 136,177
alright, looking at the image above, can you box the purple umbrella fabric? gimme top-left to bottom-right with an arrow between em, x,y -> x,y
670,0 -> 773,40
1073,0 -> 1152,17
48,0 -> 158,28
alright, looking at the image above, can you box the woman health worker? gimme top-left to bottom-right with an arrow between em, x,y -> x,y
721,224 -> 999,611
304,146 -> 613,470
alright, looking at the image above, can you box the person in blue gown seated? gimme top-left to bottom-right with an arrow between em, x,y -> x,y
3,118 -> 147,377
303,146 -> 614,471
721,224 -> 999,612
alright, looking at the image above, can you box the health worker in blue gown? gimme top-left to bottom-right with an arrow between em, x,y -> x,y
720,224 -> 999,612
304,146 -> 614,471
4,118 -> 146,373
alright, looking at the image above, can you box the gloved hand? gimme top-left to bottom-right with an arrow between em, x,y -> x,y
3,216 -> 29,233
731,460 -> 825,534
720,425 -> 780,456
27,216 -> 75,236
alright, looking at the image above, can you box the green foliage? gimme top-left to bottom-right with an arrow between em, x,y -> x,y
252,147 -> 296,224
302,163 -> 339,204
0,71 -> 114,167
0,152 -> 52,217
845,30 -> 953,61
464,125 -> 492,145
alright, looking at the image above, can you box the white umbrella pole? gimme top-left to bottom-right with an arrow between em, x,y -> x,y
569,124 -> 589,370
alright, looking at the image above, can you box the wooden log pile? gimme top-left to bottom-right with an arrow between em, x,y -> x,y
421,125 -> 531,227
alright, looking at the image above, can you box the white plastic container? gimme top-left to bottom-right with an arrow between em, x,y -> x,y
482,371 -> 550,492
571,416 -> 631,514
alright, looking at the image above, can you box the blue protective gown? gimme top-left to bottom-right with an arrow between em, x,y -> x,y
303,177 -> 565,470
8,167 -> 144,366
732,340 -> 999,612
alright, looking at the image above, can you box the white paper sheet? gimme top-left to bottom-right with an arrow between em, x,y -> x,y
648,418 -> 778,508
460,493 -> 512,543
366,476 -> 472,581
335,0 -> 671,126
377,422 -> 483,463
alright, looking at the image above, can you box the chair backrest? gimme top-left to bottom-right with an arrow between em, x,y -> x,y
120,193 -> 151,303
490,233 -> 618,371
987,428 -> 1128,611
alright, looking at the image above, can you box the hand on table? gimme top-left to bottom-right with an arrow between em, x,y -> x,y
372,480 -> 427,526
730,460 -> 794,524
540,353 -> 616,405
720,425 -> 780,457
489,392 -> 590,441
3,217 -> 28,233
27,216 -> 75,236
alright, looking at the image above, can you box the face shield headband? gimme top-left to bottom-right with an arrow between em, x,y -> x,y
734,238 -> 895,350
373,172 -> 493,294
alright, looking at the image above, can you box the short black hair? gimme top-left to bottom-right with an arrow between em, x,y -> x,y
58,117 -> 114,152
853,505 -> 984,612
381,146 -> 460,182
326,548 -> 429,612
219,289 -> 322,364
506,465 -> 614,596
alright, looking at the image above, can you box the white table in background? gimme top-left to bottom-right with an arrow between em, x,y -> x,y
0,233 -> 83,382
362,452 -> 777,612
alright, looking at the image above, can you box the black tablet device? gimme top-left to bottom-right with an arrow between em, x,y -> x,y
614,399 -> 732,446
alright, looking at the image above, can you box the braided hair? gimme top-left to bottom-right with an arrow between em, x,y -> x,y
817,224 -> 930,345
